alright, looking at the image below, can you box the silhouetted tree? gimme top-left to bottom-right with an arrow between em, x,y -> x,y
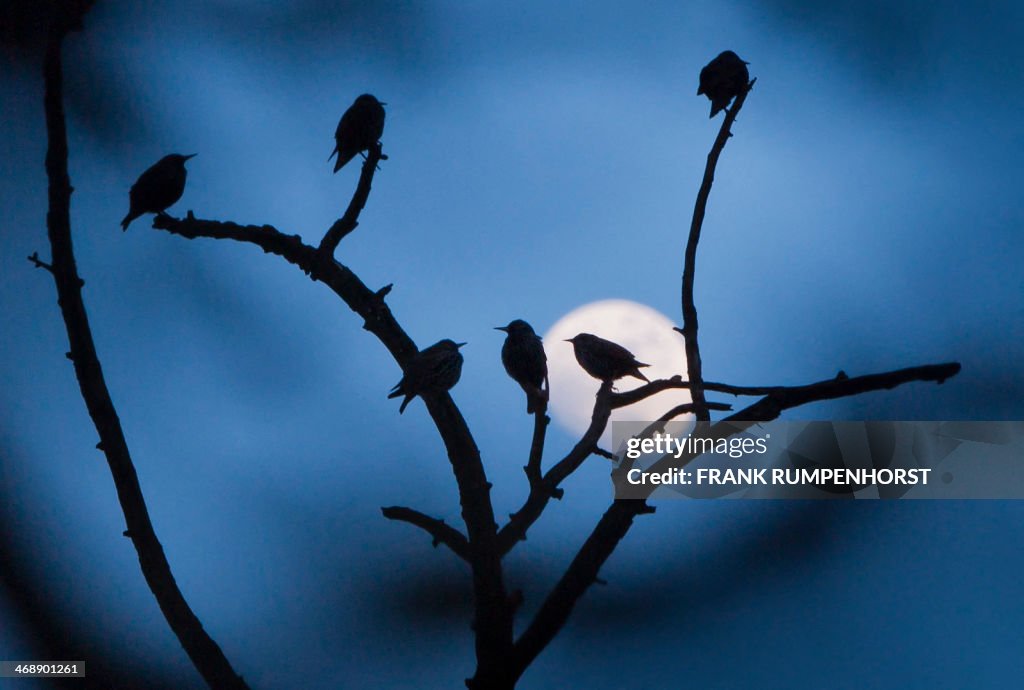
29,7 -> 959,689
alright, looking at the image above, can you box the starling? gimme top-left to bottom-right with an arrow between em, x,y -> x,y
329,94 -> 386,173
388,339 -> 466,413
565,333 -> 650,383
121,153 -> 196,230
496,319 -> 548,414
697,50 -> 750,118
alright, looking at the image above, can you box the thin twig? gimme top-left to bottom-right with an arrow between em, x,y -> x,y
41,21 -> 247,690
318,142 -> 384,257
27,251 -> 54,273
382,506 -> 471,561
680,77 -> 757,422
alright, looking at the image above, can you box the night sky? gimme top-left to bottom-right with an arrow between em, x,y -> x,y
2,2 -> 1023,688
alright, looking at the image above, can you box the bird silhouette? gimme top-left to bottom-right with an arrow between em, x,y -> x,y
697,50 -> 750,118
496,319 -> 548,414
121,153 -> 195,230
565,333 -> 650,383
330,94 -> 386,173
388,339 -> 466,413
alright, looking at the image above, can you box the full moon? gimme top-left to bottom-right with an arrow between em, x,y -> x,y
544,299 -> 692,446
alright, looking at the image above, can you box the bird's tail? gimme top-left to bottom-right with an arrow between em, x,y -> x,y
388,384 -> 413,413
630,364 -> 651,382
333,151 -> 356,173
327,146 -> 338,163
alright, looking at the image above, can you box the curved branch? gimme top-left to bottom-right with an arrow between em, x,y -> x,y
382,506 -> 471,561
680,77 -> 757,422
152,212 -> 513,687
42,25 -> 247,690
318,142 -> 384,256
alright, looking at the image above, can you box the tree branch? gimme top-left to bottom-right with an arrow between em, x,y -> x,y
610,367 -> 942,408
27,251 -> 55,273
318,142 -> 383,257
680,77 -> 756,422
382,506 -> 471,561
152,212 -> 514,688
41,22 -> 247,690
497,382 -> 612,555
497,378 -> 729,556
524,411 -> 549,488
511,359 -> 958,678
511,498 -> 652,682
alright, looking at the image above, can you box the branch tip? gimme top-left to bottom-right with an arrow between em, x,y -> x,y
27,251 -> 55,273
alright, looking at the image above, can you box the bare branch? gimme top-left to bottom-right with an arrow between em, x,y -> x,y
382,506 -> 471,561
510,360 -> 959,676
497,382 -> 612,554
680,77 -> 757,422
27,251 -> 54,273
497,379 -> 732,556
318,142 -> 384,257
41,24 -> 247,690
511,498 -> 653,682
524,411 -> 549,487
610,369 -> 940,407
152,211 -> 515,688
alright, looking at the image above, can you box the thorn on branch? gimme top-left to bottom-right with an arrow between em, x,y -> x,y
375,283 -> 393,299
95,441 -> 104,451
551,487 -> 564,500
593,446 -> 616,460
594,577 -> 608,586
122,530 -> 132,538
27,252 -> 54,273
637,504 -> 657,515
65,351 -> 74,360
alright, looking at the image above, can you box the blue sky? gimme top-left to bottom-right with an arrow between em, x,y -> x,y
2,1 -> 1023,688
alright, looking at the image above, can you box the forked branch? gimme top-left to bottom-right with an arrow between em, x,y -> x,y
510,360 -> 959,679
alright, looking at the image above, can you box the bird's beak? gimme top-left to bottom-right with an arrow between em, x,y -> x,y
563,339 -> 574,343
456,342 -> 467,348
184,153 -> 197,160
494,326 -> 508,332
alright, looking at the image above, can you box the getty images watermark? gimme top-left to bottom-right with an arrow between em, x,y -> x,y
610,421 -> 1024,499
